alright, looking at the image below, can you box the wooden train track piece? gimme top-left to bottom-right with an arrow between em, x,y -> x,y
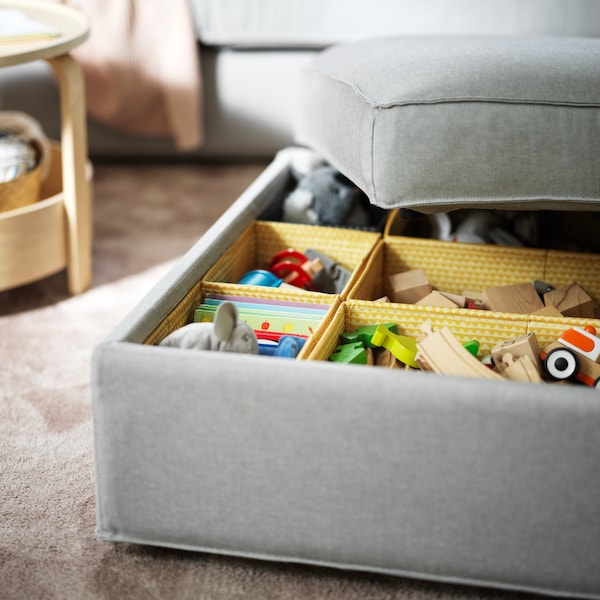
416,322 -> 504,381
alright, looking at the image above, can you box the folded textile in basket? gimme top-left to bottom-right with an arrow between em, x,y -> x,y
0,111 -> 50,183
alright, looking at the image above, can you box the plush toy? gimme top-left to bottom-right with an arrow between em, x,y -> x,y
427,210 -> 538,246
282,164 -> 371,228
159,301 -> 258,354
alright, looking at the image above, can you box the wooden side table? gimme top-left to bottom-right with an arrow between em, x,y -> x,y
0,0 -> 91,294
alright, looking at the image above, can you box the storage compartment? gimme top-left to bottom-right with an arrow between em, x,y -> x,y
143,279 -> 339,359
310,299 -> 532,362
92,148 -> 600,600
385,207 -> 600,254
203,220 -> 379,301
309,299 -> 600,386
350,236 -> 600,320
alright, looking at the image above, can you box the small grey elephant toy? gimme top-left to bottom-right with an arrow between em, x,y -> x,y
282,165 -> 370,228
159,301 -> 258,354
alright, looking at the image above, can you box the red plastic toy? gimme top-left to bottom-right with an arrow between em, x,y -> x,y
269,248 -> 320,291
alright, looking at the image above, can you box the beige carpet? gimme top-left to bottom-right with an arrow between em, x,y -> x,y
0,162 -> 535,600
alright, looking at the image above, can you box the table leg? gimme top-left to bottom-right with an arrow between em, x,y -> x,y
48,53 -> 92,294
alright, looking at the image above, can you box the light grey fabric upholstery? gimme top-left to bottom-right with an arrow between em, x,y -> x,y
295,36 -> 600,213
93,342 -> 600,599
190,0 -> 600,47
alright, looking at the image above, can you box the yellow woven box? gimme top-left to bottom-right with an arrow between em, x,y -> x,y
349,236 -> 600,317
308,299 -> 532,363
202,220 -> 380,302
144,278 -> 340,360
308,299 -> 600,369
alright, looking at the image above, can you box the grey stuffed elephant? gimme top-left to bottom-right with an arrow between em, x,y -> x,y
159,301 -> 258,354
282,165 -> 370,228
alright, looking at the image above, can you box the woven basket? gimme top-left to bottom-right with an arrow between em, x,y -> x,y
202,220 -> 380,301
0,111 -> 49,213
0,159 -> 42,213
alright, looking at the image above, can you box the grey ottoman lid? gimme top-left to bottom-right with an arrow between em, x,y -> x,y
294,35 -> 600,213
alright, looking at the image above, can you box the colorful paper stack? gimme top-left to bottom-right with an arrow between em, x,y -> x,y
194,294 -> 331,356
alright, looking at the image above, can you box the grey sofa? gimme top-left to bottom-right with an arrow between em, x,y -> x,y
1,0 -> 599,160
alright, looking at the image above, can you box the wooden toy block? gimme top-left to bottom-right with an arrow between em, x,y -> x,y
462,290 -> 483,303
374,348 -> 400,369
462,290 -> 484,309
482,282 -> 544,314
531,305 -> 563,317
304,258 -> 326,288
304,258 -> 324,278
388,269 -> 432,304
492,332 -> 542,374
416,291 -> 460,308
500,353 -> 543,383
543,283 -> 595,318
438,291 -> 466,308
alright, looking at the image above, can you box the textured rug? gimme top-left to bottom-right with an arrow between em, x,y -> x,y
0,162 -> 535,600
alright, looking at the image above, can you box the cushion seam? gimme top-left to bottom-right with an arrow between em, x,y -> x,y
369,108 -> 378,205
376,98 -> 600,109
376,194 -> 600,211
308,67 -> 600,108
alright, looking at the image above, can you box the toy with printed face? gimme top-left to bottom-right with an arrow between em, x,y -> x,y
159,301 -> 258,354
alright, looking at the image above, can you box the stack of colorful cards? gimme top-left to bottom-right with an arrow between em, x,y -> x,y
194,294 -> 331,356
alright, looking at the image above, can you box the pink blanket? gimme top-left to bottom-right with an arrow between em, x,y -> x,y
56,0 -> 202,151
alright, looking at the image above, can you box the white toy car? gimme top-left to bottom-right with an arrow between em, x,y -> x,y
541,326 -> 600,389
